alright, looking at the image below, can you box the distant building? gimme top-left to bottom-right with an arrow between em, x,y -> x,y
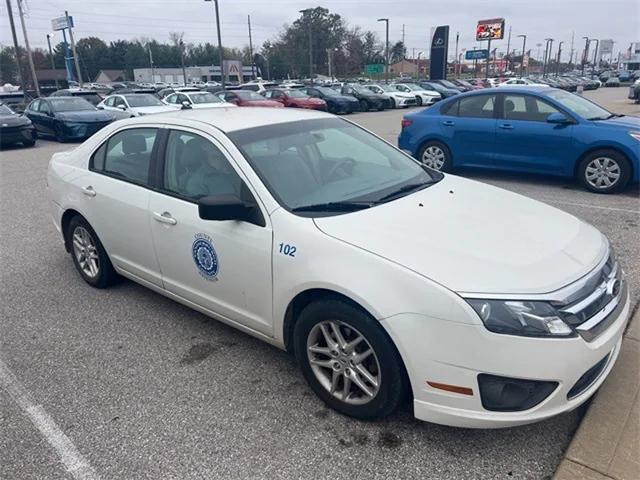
34,69 -> 68,88
389,59 -> 429,77
621,42 -> 640,70
133,65 -> 259,84
94,70 -> 128,83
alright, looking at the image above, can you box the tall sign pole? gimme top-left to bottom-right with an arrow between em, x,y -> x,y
5,0 -> 28,94
46,34 -> 59,89
248,15 -> 255,79
65,11 -> 83,87
16,0 -> 40,96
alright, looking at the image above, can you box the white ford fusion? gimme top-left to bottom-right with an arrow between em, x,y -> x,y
47,108 -> 631,428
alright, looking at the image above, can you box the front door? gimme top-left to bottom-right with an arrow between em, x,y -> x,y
148,128 -> 273,335
494,93 -> 574,174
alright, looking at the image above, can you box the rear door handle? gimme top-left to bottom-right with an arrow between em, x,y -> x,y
81,186 -> 96,197
153,211 -> 177,226
442,120 -> 455,126
498,123 -> 514,129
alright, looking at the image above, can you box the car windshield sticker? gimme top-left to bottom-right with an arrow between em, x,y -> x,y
192,233 -> 219,281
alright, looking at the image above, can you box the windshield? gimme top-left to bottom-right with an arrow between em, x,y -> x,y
124,94 -> 163,107
229,118 -> 440,216
402,84 -> 422,91
352,85 -> 372,94
546,90 -> 611,120
439,80 -> 458,88
375,85 -> 394,92
315,87 -> 340,96
421,82 -> 444,92
50,98 -> 96,112
286,89 -> 309,98
236,91 -> 265,101
190,92 -> 222,104
0,104 -> 14,115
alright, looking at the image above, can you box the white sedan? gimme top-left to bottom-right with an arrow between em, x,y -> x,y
365,84 -> 417,108
163,91 -> 234,109
47,108 -> 630,428
97,93 -> 179,117
389,83 -> 441,106
498,78 -> 549,87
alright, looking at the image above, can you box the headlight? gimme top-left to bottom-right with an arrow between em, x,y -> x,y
629,131 -> 640,141
466,299 -> 575,338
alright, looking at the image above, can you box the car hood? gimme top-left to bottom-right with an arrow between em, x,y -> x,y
133,105 -> 179,114
56,110 -> 115,122
0,114 -> 31,127
592,116 -> 640,129
329,95 -> 359,103
313,175 -> 606,295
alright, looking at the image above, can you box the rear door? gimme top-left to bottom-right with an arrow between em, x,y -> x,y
440,93 -> 497,167
78,126 -> 163,286
493,93 -> 574,174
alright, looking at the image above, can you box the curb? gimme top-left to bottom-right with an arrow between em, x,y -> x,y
554,306 -> 640,480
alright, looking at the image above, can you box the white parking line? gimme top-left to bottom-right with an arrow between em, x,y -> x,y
0,359 -> 99,480
539,198 -> 640,214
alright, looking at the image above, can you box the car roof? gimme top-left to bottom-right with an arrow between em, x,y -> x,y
119,106 -> 329,133
461,86 -> 555,95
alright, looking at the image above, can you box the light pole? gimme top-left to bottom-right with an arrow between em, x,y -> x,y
555,41 -> 564,76
299,9 -> 314,84
179,40 -> 187,85
377,18 -> 389,83
581,36 -> 589,76
517,34 -> 527,77
591,39 -> 599,78
204,0 -> 225,88
543,38 -> 553,77
46,33 -> 59,89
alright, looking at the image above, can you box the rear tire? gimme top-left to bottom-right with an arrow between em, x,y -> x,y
359,99 -> 369,112
415,96 -> 423,106
390,97 -> 396,109
66,216 -> 118,288
417,140 -> 452,172
294,299 -> 408,420
54,124 -> 65,142
577,149 -> 631,194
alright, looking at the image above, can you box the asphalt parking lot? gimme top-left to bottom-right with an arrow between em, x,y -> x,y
1,87 -> 638,480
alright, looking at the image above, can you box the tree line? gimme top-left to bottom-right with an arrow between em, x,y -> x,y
0,7 -> 408,85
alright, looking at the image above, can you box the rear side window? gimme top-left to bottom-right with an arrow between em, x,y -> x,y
440,100 -> 458,116
458,95 -> 495,118
94,128 -> 158,185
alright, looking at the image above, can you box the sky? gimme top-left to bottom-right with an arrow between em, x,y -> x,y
2,0 -> 639,63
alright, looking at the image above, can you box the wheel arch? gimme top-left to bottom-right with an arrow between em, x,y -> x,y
573,145 -> 635,180
416,137 -> 453,164
61,209 -> 86,252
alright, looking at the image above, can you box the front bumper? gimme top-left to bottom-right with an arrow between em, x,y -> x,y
382,287 -> 631,428
395,97 -> 417,108
0,125 -> 35,145
61,121 -> 112,139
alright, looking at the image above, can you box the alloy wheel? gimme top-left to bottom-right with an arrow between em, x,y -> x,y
585,156 -> 621,189
421,145 -> 446,170
306,320 -> 381,405
72,226 -> 100,278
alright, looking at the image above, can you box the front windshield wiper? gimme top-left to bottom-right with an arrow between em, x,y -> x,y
588,113 -> 616,120
291,201 -> 373,213
376,181 -> 438,203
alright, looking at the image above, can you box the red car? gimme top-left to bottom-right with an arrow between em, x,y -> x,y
263,88 -> 327,111
216,90 -> 283,108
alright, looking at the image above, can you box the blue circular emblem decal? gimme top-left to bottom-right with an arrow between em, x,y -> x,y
192,234 -> 219,280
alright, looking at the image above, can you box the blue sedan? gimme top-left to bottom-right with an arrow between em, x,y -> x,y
398,87 -> 640,193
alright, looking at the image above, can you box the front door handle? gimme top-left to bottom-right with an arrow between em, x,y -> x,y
498,123 -> 514,129
153,211 -> 177,226
442,120 -> 455,126
81,186 -> 96,197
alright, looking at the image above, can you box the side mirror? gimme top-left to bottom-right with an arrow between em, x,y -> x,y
97,105 -> 104,109
546,112 -> 570,124
198,194 -> 264,226
181,100 -> 192,109
117,105 -> 127,111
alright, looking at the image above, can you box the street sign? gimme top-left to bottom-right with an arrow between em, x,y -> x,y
365,64 -> 384,75
51,16 -> 74,31
465,49 -> 489,60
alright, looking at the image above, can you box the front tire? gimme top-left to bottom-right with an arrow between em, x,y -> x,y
359,99 -> 369,112
294,299 -> 408,420
578,149 -> 631,193
66,216 -> 117,288
418,140 -> 452,172
415,95 -> 423,106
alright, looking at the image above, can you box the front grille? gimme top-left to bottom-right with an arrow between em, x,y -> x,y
567,353 -> 610,399
557,253 -> 625,342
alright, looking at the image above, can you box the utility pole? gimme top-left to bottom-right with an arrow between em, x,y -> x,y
46,33 -> 59,89
247,15 -> 255,79
64,10 -> 82,87
517,35 -> 527,77
179,40 -> 187,85
149,45 -> 155,82
377,18 -> 389,84
401,24 -> 405,76
326,49 -> 332,78
16,0 -> 40,96
591,39 -> 599,78
205,0 -> 225,88
299,9 -> 314,84
454,32 -> 459,77
543,38 -> 553,77
485,38 -> 492,79
581,37 -> 590,76
556,41 -> 563,75
505,26 -> 511,73
569,31 -> 575,67
5,0 -> 27,95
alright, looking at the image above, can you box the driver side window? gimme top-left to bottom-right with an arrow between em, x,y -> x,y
163,130 -> 242,201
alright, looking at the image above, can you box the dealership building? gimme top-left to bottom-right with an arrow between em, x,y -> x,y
620,42 -> 640,71
133,65 -> 260,84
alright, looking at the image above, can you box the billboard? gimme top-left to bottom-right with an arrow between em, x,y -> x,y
476,18 -> 505,41
51,16 -> 74,31
429,25 -> 449,80
365,64 -> 384,75
599,39 -> 614,55
465,49 -> 489,60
